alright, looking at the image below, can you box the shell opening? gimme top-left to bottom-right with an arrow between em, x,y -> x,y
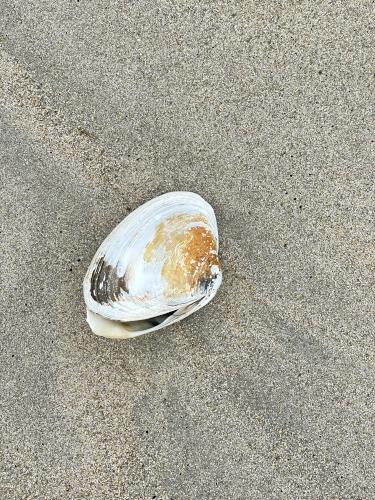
139,310 -> 178,328
86,308 -> 179,339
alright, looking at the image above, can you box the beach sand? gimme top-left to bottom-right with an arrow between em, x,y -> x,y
1,2 -> 374,498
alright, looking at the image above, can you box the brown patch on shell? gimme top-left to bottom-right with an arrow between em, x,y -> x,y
144,214 -> 220,297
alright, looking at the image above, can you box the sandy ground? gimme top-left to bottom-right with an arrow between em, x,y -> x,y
0,1 -> 374,499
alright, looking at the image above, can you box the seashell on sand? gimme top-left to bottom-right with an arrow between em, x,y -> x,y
83,192 -> 222,338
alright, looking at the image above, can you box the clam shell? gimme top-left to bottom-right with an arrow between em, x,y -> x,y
83,192 -> 222,338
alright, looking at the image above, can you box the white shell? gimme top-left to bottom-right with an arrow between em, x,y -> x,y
83,192 -> 222,338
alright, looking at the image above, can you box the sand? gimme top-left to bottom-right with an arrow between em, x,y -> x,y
1,1 -> 374,498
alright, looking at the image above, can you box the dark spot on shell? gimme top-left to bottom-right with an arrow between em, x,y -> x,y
199,275 -> 216,293
90,256 -> 129,304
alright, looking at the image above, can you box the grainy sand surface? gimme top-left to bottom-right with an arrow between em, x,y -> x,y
1,2 -> 374,498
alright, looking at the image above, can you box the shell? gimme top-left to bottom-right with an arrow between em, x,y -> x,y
83,192 -> 222,338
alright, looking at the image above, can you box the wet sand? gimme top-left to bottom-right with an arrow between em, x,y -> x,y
1,2 -> 374,498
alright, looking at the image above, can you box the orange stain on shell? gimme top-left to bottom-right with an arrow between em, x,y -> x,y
144,214 -> 220,297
